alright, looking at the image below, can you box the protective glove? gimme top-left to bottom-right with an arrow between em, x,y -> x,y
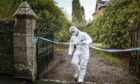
80,40 -> 87,45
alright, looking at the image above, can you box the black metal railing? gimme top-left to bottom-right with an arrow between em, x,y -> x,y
129,23 -> 140,75
34,28 -> 54,79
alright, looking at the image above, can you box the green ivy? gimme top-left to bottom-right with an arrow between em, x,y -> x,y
86,0 -> 140,49
0,0 -> 72,41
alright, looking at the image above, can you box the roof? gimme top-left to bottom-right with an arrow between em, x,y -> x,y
105,0 -> 117,6
98,0 -> 117,9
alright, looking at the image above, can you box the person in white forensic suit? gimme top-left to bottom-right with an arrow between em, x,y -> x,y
68,26 -> 92,83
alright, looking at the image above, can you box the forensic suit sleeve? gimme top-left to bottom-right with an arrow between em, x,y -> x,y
68,37 -> 74,55
84,32 -> 92,45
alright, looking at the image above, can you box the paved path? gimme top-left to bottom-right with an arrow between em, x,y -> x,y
43,47 -> 140,84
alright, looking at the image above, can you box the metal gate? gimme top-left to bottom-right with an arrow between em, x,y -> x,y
129,23 -> 140,75
34,27 -> 54,79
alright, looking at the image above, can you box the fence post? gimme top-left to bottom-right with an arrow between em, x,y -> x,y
13,1 -> 37,81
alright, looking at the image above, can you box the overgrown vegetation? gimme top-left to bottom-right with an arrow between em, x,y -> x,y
86,0 -> 140,49
0,0 -> 71,41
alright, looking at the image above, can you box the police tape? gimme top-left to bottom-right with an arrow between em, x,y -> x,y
34,37 -> 140,53
38,37 -> 71,44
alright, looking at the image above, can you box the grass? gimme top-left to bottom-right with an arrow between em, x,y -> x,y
92,43 -> 108,48
92,49 -> 120,63
91,43 -> 120,64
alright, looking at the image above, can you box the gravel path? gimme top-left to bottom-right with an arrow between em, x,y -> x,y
43,47 -> 140,84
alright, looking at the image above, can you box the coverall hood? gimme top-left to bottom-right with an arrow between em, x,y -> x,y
69,26 -> 79,36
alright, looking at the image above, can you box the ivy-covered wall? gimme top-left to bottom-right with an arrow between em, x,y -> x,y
86,0 -> 140,49
0,19 -> 15,74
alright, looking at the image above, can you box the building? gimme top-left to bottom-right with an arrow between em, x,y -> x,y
92,0 -> 117,21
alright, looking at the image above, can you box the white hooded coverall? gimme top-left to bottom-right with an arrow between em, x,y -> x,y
68,29 -> 92,82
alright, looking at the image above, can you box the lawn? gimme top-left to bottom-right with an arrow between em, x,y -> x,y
92,49 -> 120,64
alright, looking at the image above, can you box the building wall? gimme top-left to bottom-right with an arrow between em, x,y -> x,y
92,0 -> 109,21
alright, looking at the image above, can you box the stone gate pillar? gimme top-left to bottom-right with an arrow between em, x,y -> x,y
13,1 -> 37,81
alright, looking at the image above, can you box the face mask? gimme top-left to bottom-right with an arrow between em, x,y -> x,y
71,31 -> 77,36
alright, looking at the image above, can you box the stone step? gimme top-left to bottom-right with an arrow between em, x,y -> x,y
36,79 -> 94,84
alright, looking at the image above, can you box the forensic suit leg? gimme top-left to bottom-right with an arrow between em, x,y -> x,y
71,51 -> 80,78
78,52 -> 89,82
71,51 -> 89,82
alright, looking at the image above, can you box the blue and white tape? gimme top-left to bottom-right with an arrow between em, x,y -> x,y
33,37 -> 140,53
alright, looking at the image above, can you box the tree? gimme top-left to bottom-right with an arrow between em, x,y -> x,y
72,0 -> 86,28
81,6 -> 86,26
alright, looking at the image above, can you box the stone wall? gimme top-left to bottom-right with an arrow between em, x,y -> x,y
13,1 -> 37,81
0,19 -> 15,74
0,1 -> 37,81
